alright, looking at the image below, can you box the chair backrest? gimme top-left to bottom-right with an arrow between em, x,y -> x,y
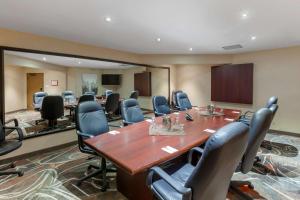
105,90 -> 113,98
185,122 -> 249,200
152,96 -> 171,116
129,91 -> 139,99
41,96 -> 64,120
78,95 -> 95,104
62,91 -> 76,103
240,108 -> 273,173
176,92 -> 192,110
84,91 -> 96,96
76,101 -> 109,137
265,96 -> 278,108
62,90 -> 74,97
121,99 -> 144,123
0,121 -> 4,143
171,90 -> 183,107
105,93 -> 120,114
33,92 -> 48,109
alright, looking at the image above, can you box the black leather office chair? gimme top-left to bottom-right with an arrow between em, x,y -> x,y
231,108 -> 273,198
76,101 -> 115,190
176,92 -> 192,111
78,95 -> 95,104
121,99 -> 144,126
105,90 -> 113,98
0,119 -> 24,177
129,90 -> 139,99
152,96 -> 171,117
40,96 -> 64,128
105,93 -> 120,119
33,92 -> 48,110
147,122 -> 249,200
171,90 -> 183,109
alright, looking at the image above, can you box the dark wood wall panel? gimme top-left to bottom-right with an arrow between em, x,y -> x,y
211,63 -> 253,104
134,72 -> 151,96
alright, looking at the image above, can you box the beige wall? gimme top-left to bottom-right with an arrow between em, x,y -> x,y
176,46 -> 300,134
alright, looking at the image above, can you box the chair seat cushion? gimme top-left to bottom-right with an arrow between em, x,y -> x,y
152,163 -> 194,200
0,140 -> 22,156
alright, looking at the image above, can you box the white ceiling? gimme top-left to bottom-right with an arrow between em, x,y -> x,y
0,0 -> 299,54
5,51 -> 136,69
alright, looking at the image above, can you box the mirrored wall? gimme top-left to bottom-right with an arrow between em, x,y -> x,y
3,50 -> 169,139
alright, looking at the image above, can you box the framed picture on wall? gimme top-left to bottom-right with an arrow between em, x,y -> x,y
51,80 -> 58,86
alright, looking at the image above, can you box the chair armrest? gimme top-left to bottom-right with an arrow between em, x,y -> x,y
5,118 -> 19,127
188,147 -> 204,163
144,116 -> 152,119
147,166 -> 192,198
154,111 -> 165,117
4,126 -> 24,141
77,131 -> 94,138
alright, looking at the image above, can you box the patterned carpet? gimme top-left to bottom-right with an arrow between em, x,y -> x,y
0,132 -> 299,200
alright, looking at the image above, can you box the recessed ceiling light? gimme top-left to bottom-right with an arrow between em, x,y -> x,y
78,61 -> 81,64
251,36 -> 257,40
42,57 -> 46,61
105,17 -> 112,22
241,12 -> 248,19
156,38 -> 161,42
189,48 -> 193,51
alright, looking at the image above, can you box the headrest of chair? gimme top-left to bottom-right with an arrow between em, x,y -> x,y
78,101 -> 103,114
266,96 -> 278,108
35,92 -> 47,97
123,99 -> 139,108
154,96 -> 167,105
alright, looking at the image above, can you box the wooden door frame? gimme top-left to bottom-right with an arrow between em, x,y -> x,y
26,73 -> 44,110
0,46 -> 171,123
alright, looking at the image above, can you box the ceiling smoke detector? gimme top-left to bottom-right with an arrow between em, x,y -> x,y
222,44 -> 243,50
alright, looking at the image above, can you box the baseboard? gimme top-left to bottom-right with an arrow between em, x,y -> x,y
0,141 -> 77,165
5,109 -> 27,115
269,129 -> 300,137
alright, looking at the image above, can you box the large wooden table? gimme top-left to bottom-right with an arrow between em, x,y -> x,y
85,108 -> 241,200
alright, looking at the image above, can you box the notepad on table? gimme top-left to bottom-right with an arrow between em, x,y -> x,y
203,129 -> 216,133
108,130 -> 120,135
161,146 -> 178,154
224,118 -> 234,122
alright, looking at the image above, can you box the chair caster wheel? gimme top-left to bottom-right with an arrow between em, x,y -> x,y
76,181 -> 82,187
18,171 -> 24,177
11,163 -> 16,168
248,184 -> 254,189
87,166 -> 92,170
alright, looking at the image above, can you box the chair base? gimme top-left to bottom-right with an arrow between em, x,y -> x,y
253,156 -> 275,175
76,157 -> 116,192
0,162 -> 24,177
230,180 -> 254,200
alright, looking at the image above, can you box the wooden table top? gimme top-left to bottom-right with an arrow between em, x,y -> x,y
84,108 -> 241,175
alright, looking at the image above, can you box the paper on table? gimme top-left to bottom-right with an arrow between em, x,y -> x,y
203,129 -> 216,133
108,130 -> 120,135
224,118 -> 234,122
145,119 -> 152,123
161,146 -> 178,154
232,111 -> 240,114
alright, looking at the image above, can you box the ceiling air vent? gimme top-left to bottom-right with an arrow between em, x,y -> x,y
222,44 -> 243,50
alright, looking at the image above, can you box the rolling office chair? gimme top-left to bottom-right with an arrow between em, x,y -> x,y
121,99 -> 144,126
0,119 -> 24,177
62,91 -> 76,103
76,101 -> 115,191
78,94 -> 95,104
171,90 -> 183,109
231,108 -> 273,199
104,93 -> 120,120
84,91 -> 96,96
33,92 -> 48,110
105,90 -> 113,98
239,96 -> 278,125
129,90 -> 139,99
152,96 -> 171,117
175,92 -> 192,111
147,122 -> 249,200
39,96 -> 64,128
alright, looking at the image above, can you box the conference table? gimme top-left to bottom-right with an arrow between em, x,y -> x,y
84,108 -> 241,200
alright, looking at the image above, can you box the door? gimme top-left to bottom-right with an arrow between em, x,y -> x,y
27,73 -> 44,109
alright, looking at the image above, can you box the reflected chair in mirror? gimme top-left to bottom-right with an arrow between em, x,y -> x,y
121,99 -> 144,126
105,90 -> 113,98
147,122 -> 249,200
231,108 -> 273,199
152,96 -> 171,117
62,91 -> 76,104
129,90 -> 139,99
78,95 -> 95,104
75,101 -> 115,191
239,96 -> 278,125
84,91 -> 96,96
0,119 -> 24,177
104,93 -> 120,120
171,90 -> 182,109
33,92 -> 48,110
37,96 -> 64,129
175,92 -> 192,111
